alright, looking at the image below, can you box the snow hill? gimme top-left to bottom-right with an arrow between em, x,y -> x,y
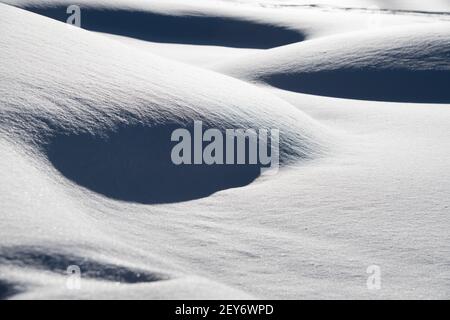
215,23 -> 450,103
0,2 -> 330,299
1,0 -> 449,300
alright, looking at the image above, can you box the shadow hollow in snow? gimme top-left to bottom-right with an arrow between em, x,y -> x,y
263,69 -> 450,103
45,122 -> 263,204
21,6 -> 305,48
0,280 -> 21,300
0,246 -> 168,284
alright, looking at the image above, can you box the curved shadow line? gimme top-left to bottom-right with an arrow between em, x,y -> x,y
263,69 -> 450,103
19,6 -> 305,49
0,246 -> 169,284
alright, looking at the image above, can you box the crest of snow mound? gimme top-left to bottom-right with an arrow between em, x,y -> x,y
215,23 -> 450,103
0,4 -> 331,204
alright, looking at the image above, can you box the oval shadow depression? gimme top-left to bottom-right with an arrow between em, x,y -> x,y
45,123 -> 263,204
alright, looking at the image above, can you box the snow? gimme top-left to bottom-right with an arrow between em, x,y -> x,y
214,23 -> 450,103
0,0 -> 449,299
219,0 -> 450,13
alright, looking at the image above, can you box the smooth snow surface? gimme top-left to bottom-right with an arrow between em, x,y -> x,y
1,0 -> 449,299
220,0 -> 450,13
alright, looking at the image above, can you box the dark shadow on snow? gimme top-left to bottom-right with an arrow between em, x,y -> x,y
263,69 -> 450,103
0,246 -> 168,284
44,122 -> 263,204
20,6 -> 305,48
0,280 -> 21,300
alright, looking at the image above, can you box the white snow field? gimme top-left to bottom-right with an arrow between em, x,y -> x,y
0,0 -> 449,299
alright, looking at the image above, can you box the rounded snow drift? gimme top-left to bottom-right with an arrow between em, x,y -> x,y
216,23 -> 450,103
0,4 -> 331,204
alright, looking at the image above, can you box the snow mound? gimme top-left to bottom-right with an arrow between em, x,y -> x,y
0,4 -> 331,204
215,23 -> 450,103
5,0 -> 439,46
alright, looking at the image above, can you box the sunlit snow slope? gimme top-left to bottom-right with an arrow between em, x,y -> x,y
1,0 -> 450,300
